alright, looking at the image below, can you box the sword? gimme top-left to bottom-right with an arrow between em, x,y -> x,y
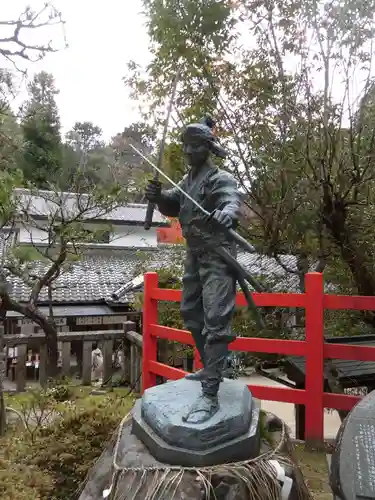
130,143 -> 256,256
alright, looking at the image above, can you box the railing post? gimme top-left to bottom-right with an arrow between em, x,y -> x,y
122,321 -> 133,384
305,272 -> 325,443
16,344 -> 27,392
142,272 -> 158,392
102,339 -> 114,385
82,341 -> 92,385
39,343 -> 48,388
61,341 -> 71,377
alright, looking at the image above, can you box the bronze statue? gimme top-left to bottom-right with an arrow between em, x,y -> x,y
145,118 -> 241,424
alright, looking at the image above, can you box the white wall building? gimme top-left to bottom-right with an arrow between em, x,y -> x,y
13,188 -> 168,249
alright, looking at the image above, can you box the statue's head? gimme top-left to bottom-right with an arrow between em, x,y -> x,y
181,116 -> 228,168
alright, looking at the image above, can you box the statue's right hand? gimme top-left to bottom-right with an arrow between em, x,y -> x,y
145,179 -> 162,202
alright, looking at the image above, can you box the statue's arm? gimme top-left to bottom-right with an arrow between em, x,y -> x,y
211,171 -> 241,227
157,179 -> 184,217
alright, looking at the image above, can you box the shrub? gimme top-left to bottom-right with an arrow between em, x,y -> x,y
31,400 -> 128,499
1,388 -> 134,500
46,379 -> 74,402
0,458 -> 54,500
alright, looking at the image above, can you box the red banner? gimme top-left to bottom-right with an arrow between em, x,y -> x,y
157,218 -> 184,244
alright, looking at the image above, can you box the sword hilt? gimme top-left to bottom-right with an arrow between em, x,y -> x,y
144,174 -> 160,231
144,202 -> 156,230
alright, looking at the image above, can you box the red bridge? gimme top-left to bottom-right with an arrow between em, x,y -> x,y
142,271 -> 375,442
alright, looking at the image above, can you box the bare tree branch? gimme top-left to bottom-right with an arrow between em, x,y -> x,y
0,3 -> 67,70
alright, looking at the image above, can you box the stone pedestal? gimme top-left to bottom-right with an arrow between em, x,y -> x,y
131,378 -> 260,467
78,410 -> 309,500
330,389 -> 375,500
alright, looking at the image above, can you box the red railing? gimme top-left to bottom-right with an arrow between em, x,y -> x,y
142,271 -> 375,442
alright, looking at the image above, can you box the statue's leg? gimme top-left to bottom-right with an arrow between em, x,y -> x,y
183,249 -> 236,423
180,250 -> 205,381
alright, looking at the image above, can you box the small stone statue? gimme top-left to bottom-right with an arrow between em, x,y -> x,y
91,344 -> 104,383
145,117 -> 241,424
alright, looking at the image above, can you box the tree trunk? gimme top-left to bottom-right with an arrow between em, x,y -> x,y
323,193 -> 375,323
40,318 -> 59,378
322,193 -> 374,416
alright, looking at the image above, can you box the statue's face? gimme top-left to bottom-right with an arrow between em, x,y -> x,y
183,138 -> 210,168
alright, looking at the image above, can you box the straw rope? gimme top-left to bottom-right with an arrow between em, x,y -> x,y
80,412 -> 314,500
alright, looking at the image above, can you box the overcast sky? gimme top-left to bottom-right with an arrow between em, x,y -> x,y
2,0 -> 151,140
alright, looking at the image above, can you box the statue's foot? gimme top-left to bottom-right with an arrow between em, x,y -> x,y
185,369 -> 205,381
182,394 -> 219,424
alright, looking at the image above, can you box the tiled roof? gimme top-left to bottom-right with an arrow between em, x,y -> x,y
7,248 -> 174,305
3,233 -> 312,306
236,252 -> 312,292
13,188 -> 168,225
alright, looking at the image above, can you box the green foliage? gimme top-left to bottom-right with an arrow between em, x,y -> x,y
128,0 -> 237,116
10,245 -> 43,264
0,169 -> 23,225
126,0 -> 375,332
66,121 -> 104,152
62,121 -> 105,188
1,386 -> 134,500
163,140 -> 186,181
107,122 -> 157,200
133,249 -> 189,358
0,459 -> 53,500
0,107 -> 22,172
134,257 -> 185,330
30,403 -> 126,498
46,378 -> 74,402
20,72 -> 62,188
144,0 -> 235,54
60,120 -> 157,195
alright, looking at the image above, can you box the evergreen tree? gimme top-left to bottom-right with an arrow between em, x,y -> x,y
20,71 -> 62,187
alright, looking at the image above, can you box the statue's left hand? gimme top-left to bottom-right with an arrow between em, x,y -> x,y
208,209 -> 233,229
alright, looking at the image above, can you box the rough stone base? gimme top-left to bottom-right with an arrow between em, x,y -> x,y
132,398 -> 261,467
77,420 -> 204,500
78,413 -> 308,500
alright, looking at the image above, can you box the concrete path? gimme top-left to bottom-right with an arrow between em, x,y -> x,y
241,372 -> 342,440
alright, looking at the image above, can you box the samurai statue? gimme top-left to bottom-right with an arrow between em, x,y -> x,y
145,117 -> 241,424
